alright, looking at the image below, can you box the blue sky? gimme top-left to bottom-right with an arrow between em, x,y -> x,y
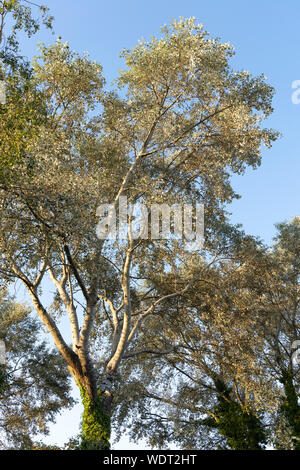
15,0 -> 299,448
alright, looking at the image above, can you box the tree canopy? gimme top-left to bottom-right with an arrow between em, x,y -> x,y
1,6 -> 297,452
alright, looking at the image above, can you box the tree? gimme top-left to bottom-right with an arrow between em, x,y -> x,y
0,67 -> 47,179
0,288 -> 74,449
113,234 -> 272,449
0,0 -> 53,178
0,18 -> 278,449
0,0 -> 53,71
114,220 -> 299,450
258,218 -> 300,449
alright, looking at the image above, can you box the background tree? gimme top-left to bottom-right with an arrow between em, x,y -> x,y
257,217 -> 300,449
0,287 -> 74,449
0,18 -> 278,449
0,0 -> 53,71
114,219 -> 299,450
0,0 -> 53,177
113,233 -> 272,449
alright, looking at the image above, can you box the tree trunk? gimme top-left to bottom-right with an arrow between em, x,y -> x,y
79,386 -> 111,450
203,380 -> 267,450
76,372 -> 113,450
279,369 -> 300,450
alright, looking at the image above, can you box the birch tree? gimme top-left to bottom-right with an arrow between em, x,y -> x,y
0,18 -> 278,448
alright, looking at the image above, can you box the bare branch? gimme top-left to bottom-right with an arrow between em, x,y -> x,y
123,348 -> 173,359
63,244 -> 89,301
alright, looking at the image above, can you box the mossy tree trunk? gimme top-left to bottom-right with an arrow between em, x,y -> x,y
279,369 -> 300,450
203,380 -> 267,450
68,353 -> 114,450
80,387 -> 111,450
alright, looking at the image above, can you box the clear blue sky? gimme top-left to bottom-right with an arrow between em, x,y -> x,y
17,0 -> 299,448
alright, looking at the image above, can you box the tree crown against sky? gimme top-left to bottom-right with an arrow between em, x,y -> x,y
0,0 -> 53,72
0,12 -> 282,449
0,0 -> 54,176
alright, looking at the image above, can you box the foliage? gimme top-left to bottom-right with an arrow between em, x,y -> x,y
0,0 -> 53,72
0,70 -> 46,178
279,370 -> 300,449
114,219 -> 299,450
0,0 -> 53,177
203,380 -> 267,450
0,288 -> 74,449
